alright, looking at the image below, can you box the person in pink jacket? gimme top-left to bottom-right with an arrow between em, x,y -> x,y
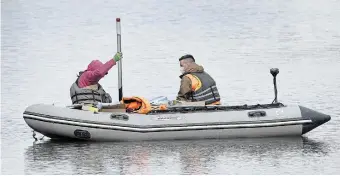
70,52 -> 123,105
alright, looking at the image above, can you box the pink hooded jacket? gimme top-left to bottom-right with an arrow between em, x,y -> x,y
78,59 -> 116,88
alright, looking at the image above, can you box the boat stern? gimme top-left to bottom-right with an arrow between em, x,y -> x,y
299,106 -> 331,134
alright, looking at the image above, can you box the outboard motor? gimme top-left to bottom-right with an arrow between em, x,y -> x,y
270,68 -> 279,104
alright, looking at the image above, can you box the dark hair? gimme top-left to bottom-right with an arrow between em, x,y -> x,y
179,54 -> 195,62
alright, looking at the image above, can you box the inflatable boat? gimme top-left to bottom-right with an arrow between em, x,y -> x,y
23,101 -> 331,141
22,18 -> 331,141
22,68 -> 331,141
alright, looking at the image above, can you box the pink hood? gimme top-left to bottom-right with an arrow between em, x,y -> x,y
77,59 -> 116,88
87,60 -> 104,71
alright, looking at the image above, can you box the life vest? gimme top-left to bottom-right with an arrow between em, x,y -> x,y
120,96 -> 152,114
183,72 -> 221,105
70,71 -> 112,104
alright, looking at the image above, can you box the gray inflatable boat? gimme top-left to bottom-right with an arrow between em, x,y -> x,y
23,103 -> 330,141
22,68 -> 331,142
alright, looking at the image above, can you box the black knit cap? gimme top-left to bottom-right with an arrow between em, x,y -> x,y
179,54 -> 195,62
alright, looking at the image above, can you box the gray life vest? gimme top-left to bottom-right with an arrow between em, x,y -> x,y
70,71 -> 112,104
181,72 -> 221,105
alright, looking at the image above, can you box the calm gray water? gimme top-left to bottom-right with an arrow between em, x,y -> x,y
1,0 -> 340,174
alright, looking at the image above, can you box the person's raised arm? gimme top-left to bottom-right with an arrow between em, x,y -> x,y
87,52 -> 122,82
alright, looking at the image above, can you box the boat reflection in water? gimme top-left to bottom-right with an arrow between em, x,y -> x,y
24,136 -> 330,175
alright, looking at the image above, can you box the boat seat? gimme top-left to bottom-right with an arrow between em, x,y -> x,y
99,103 -> 126,113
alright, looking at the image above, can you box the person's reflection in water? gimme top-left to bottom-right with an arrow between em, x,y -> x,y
176,140 -> 220,174
70,142 -> 107,174
117,142 -> 151,175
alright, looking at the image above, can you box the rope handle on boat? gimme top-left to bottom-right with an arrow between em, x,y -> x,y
147,102 -> 285,114
32,130 -> 45,141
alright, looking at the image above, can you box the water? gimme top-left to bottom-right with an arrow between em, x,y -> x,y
1,0 -> 340,174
